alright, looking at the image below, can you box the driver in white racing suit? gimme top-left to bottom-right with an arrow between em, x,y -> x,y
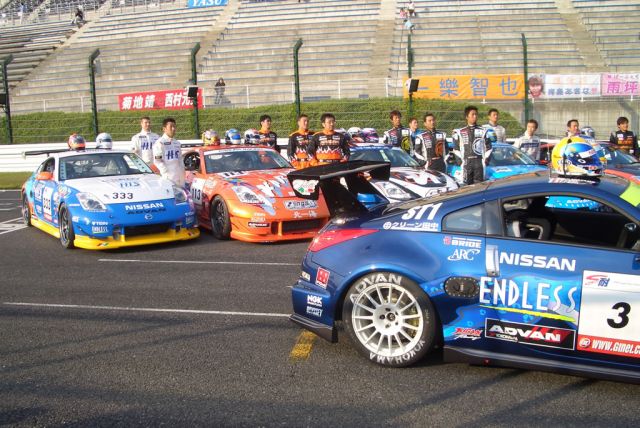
131,116 -> 159,164
153,117 -> 185,187
483,108 -> 506,144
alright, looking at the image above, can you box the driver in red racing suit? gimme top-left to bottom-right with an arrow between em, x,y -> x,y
308,113 -> 350,165
452,106 -> 493,185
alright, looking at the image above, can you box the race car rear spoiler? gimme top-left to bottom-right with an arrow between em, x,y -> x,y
22,148 -> 69,158
287,161 -> 390,216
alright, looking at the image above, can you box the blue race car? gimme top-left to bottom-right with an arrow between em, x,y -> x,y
447,143 -> 546,184
287,162 -> 640,383
22,149 -> 199,249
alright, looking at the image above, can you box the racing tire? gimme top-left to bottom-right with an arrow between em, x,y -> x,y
210,196 -> 231,240
21,193 -> 32,227
58,205 -> 75,249
342,272 -> 436,367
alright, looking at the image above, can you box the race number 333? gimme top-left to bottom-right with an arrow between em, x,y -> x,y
577,271 -> 640,359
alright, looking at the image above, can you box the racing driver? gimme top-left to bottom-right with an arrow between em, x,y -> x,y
153,117 -> 185,187
452,105 -> 493,185
308,113 -> 350,165
288,114 -> 313,169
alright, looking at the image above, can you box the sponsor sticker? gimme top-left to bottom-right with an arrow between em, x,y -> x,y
248,222 -> 269,228
92,226 -> 109,234
447,248 -> 481,261
306,307 -> 323,317
292,179 -> 318,196
453,327 -> 483,341
499,252 -> 576,272
485,318 -> 576,350
443,235 -> 482,249
284,200 -> 318,210
307,295 -> 323,308
301,271 -> 311,282
382,221 -> 439,232
316,267 -> 330,289
124,202 -> 166,214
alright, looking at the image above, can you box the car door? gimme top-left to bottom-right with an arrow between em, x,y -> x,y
32,157 -> 57,224
484,193 -> 640,368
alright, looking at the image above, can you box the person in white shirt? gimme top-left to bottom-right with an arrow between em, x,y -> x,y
514,119 -> 541,161
153,118 -> 185,188
131,116 -> 159,164
483,108 -> 506,144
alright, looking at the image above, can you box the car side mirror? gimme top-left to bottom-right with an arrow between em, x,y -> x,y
625,223 -> 637,234
36,171 -> 53,181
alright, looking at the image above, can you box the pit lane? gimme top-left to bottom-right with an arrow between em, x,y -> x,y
0,189 -> 638,426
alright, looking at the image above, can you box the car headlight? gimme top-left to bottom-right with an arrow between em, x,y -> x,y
76,193 -> 106,211
378,182 -> 412,200
173,186 -> 188,204
232,186 -> 264,204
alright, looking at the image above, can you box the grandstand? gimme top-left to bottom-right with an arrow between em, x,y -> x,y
0,0 -> 637,132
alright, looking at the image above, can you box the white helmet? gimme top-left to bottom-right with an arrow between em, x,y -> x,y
347,127 -> 363,139
96,132 -> 113,150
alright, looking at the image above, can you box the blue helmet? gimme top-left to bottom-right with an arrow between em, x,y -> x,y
225,128 -> 242,145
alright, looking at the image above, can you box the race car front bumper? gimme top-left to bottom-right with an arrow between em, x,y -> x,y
72,227 -> 200,250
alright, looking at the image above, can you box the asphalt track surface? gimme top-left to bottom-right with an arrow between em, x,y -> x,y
0,189 -> 639,427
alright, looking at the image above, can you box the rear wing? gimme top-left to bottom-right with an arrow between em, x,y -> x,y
287,161 -> 390,217
22,148 -> 69,158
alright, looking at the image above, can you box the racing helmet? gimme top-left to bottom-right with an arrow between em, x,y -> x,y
362,128 -> 379,144
580,126 -> 596,139
95,132 -> 113,150
244,128 -> 261,145
551,136 -> 603,177
347,127 -> 363,139
225,128 -> 242,145
68,133 -> 86,151
202,129 -> 220,146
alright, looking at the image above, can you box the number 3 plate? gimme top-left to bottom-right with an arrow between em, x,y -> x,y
577,271 -> 640,359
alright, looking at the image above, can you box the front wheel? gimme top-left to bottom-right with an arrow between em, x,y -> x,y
21,193 -> 32,227
210,196 -> 231,240
58,205 -> 75,249
342,272 -> 436,367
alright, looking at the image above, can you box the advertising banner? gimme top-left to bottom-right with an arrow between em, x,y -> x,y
187,0 -> 228,8
601,73 -> 639,97
404,74 -> 524,100
528,74 -> 601,99
118,88 -> 203,111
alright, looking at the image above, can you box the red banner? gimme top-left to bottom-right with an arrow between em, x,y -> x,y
118,88 -> 204,111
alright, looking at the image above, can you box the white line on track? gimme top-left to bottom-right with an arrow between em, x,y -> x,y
99,259 -> 299,266
0,217 -> 22,224
3,302 -> 290,318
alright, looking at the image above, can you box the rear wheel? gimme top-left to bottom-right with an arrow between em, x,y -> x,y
58,205 -> 75,249
342,272 -> 436,367
210,196 -> 231,240
21,194 -> 32,226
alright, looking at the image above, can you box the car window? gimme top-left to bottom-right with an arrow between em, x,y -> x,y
59,153 -> 152,180
489,146 -> 536,166
443,204 -> 484,233
205,149 -> 290,173
37,158 -> 55,175
502,195 -> 639,250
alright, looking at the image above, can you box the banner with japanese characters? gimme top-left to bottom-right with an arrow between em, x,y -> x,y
528,74 -> 601,99
118,88 -> 203,111
601,73 -> 639,97
187,0 -> 228,8
404,74 -> 524,100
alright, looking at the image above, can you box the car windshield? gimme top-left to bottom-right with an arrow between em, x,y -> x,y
350,147 -> 420,168
602,145 -> 639,165
204,148 -> 291,173
59,152 -> 152,180
489,145 -> 536,166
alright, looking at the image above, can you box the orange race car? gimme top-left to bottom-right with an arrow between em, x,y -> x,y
183,145 -> 330,242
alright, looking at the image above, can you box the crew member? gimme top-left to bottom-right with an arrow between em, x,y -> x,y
153,118 -> 185,187
609,116 -> 638,155
382,110 -> 411,154
452,105 -> 492,185
131,116 -> 159,164
308,113 -> 350,165
258,114 -> 278,149
288,114 -> 313,169
414,112 -> 447,173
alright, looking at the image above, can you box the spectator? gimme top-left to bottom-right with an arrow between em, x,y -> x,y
483,108 -> 506,143
408,1 -> 416,17
131,116 -> 160,164
153,118 -> 185,188
258,114 -> 278,149
18,2 -> 25,24
288,114 -> 313,169
609,116 -> 638,155
514,119 -> 541,161
214,77 -> 225,105
72,7 -> 84,27
404,18 -> 415,33
399,8 -> 407,20
567,119 -> 580,137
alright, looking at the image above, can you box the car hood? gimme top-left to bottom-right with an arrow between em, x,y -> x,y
65,174 -> 174,204
218,169 -> 297,198
607,163 -> 640,174
488,164 -> 547,179
389,167 -> 453,188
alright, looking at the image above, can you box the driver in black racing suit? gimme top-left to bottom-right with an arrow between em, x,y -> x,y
414,112 -> 448,173
452,105 -> 493,185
